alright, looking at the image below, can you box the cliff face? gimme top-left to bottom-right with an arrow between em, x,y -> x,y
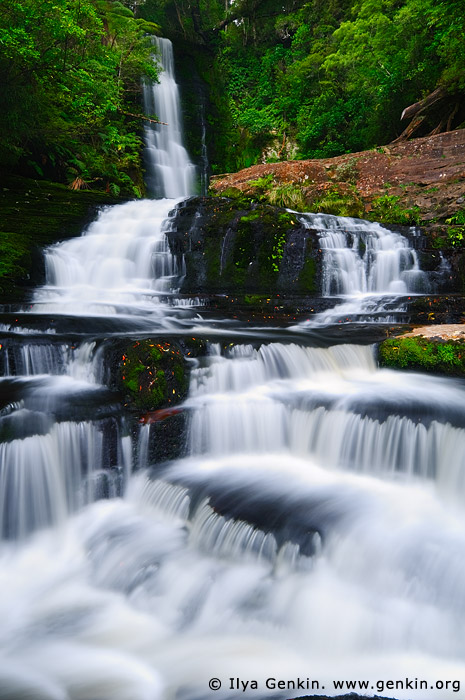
0,175 -> 120,301
167,196 -> 321,297
165,195 -> 465,328
210,130 -> 465,230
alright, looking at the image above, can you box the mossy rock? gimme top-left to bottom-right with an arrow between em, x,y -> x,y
378,336 -> 465,376
0,174 -> 121,300
167,196 -> 320,295
121,340 -> 189,411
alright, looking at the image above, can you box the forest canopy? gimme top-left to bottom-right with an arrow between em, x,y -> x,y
0,0 -> 160,195
139,0 -> 464,171
0,0 -> 463,184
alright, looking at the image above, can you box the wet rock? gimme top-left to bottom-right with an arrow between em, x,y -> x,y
119,339 -> 189,412
143,411 -> 188,463
167,196 -> 320,295
406,294 -> 465,324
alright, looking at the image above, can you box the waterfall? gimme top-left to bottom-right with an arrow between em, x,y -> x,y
299,212 -> 429,324
303,213 -> 427,296
32,198 -> 185,317
30,38 -> 195,318
0,37 -> 464,700
186,342 -> 465,498
0,39 -> 197,539
143,37 -> 196,198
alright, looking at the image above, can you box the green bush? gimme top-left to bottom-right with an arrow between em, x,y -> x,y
379,337 -> 465,376
369,195 -> 421,226
444,209 -> 465,247
268,183 -> 306,210
312,186 -> 364,218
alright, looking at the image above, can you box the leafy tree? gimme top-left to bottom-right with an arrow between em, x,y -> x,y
146,0 -> 464,170
0,0 -> 159,195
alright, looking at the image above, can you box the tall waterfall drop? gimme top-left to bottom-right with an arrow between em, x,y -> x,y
0,35 -> 464,700
143,37 -> 196,198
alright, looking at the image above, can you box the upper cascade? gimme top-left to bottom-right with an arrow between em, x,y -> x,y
143,37 -> 197,198
31,199 -> 183,317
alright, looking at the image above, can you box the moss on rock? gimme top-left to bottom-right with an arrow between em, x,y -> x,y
167,196 -> 320,295
378,336 -> 465,376
121,340 -> 189,411
298,257 -> 318,293
0,174 -> 121,300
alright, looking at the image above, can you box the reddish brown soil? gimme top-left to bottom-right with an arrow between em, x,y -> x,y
210,130 -> 465,222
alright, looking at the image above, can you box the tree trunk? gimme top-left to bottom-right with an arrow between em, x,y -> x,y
400,87 -> 447,121
391,115 -> 426,143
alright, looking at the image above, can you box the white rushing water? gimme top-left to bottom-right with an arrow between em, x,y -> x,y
143,37 -> 196,198
298,212 -> 429,324
0,36 -> 464,700
305,213 -> 427,296
30,38 -> 196,319
32,198 -> 184,317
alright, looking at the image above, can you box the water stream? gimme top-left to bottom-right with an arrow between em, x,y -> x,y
0,38 -> 464,700
297,212 -> 429,325
143,37 -> 197,198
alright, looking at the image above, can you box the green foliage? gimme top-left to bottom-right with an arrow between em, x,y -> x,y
379,336 -> 465,376
245,176 -> 307,211
247,174 -> 275,191
244,294 -> 263,305
444,209 -> 465,247
445,228 -> 465,247
0,0 -> 159,195
239,212 -> 261,222
312,186 -> 364,218
3,0 -> 464,189
0,234 -> 30,280
121,340 -> 188,410
156,0 -> 464,173
268,183 -> 306,210
369,194 -> 421,225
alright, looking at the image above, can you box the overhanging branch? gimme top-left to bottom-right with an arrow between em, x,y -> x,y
117,108 -> 168,125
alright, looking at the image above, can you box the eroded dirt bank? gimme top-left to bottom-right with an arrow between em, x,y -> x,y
210,129 -> 465,231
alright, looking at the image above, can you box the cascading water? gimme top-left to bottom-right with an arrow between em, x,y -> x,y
307,214 -> 427,295
299,212 -> 429,324
32,198 -> 185,316
143,37 -> 197,198
0,36 -> 464,700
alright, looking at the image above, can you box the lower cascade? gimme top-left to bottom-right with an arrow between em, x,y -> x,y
298,212 -> 431,325
0,38 -> 464,700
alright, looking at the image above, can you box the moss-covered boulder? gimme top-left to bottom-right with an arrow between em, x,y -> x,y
121,340 -> 189,411
167,196 -> 321,295
378,336 -> 465,376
